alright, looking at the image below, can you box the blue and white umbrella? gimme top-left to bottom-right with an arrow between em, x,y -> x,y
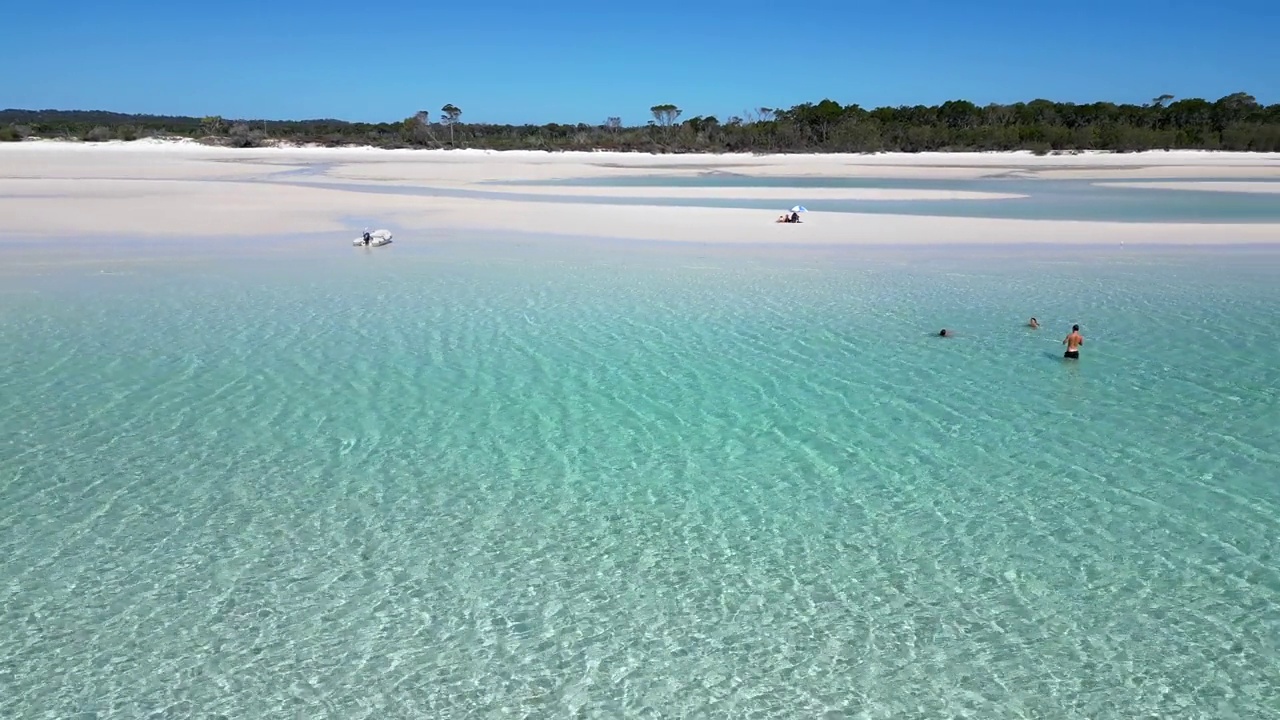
790,205 -> 808,213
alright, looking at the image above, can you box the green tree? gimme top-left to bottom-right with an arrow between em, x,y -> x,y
441,104 -> 462,143
650,104 -> 682,135
402,111 -> 426,144
1212,92 -> 1259,132
938,100 -> 981,130
200,116 -> 227,136
3,91 -> 1278,154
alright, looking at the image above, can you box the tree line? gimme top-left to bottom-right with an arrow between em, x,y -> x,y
2,93 -> 1278,153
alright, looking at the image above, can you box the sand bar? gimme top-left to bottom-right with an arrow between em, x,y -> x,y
5,141 -> 1280,180
282,178 -> 1029,199
1,143 -> 1278,250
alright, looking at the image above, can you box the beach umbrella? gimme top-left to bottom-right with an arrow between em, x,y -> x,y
790,205 -> 808,213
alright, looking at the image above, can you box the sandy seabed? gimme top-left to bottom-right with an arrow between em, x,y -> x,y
0,142 -> 1278,253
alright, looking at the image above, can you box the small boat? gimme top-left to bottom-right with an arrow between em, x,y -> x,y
353,229 -> 393,247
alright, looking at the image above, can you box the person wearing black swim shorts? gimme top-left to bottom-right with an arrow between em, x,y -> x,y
1062,324 -> 1083,359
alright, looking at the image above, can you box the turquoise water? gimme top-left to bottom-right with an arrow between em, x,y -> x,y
272,170 -> 1280,223
499,176 -> 1280,223
2,238 -> 1280,718
182,157 -> 1280,223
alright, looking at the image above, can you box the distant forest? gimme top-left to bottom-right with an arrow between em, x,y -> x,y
2,92 -> 1278,153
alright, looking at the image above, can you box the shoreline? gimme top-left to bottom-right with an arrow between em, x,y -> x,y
5,141 -> 1279,180
5,228 -> 1279,264
11,137 -> 1280,158
6,139 -> 1280,170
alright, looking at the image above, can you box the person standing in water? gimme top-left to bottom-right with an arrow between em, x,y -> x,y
1029,317 -> 1039,329
1062,324 -> 1084,359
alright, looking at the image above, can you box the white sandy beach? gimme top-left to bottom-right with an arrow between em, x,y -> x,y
1,141 -> 1278,249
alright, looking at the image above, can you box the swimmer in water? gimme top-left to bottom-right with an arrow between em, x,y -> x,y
1029,317 -> 1039,329
939,329 -> 950,337
1062,324 -> 1083,359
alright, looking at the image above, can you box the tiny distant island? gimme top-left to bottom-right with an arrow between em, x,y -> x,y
2,93 -> 1277,154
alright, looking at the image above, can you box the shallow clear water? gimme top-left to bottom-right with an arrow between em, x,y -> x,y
2,239 -> 1279,718
281,174 -> 1280,224
499,175 -> 1280,223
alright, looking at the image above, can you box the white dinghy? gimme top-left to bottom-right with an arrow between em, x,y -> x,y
353,228 -> 393,247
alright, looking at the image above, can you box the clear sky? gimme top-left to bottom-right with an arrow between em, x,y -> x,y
5,0 -> 1278,125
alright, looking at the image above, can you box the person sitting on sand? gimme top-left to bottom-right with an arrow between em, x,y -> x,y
776,214 -> 789,223
1029,317 -> 1039,329
790,211 -> 801,223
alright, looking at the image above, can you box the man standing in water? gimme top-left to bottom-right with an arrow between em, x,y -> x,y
1062,324 -> 1084,359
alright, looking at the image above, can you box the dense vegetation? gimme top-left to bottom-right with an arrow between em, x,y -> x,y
3,93 -> 1278,153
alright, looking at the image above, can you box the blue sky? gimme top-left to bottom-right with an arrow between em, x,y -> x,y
5,0 -> 1277,125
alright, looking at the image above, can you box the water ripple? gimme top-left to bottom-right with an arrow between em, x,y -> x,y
1,248 -> 1278,718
